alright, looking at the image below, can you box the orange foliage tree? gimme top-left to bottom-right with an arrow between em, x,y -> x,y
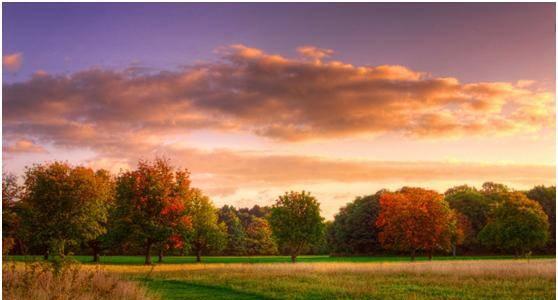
113,158 -> 192,265
375,187 -> 453,261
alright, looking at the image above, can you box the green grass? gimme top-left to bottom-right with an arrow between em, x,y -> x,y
6,254 -> 555,265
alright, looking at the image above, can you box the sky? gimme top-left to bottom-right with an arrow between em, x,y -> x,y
2,3 -> 556,218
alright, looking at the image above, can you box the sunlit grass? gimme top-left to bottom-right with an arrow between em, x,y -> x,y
99,259 -> 555,299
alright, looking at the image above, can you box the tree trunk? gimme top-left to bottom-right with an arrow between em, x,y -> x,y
144,242 -> 152,265
410,248 -> 416,262
452,244 -> 456,257
93,249 -> 100,263
196,249 -> 201,262
158,248 -> 163,263
180,247 -> 185,256
43,249 -> 49,261
428,249 -> 433,261
291,255 -> 297,263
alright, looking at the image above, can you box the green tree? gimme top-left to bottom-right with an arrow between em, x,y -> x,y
329,192 -> 383,254
218,205 -> 247,255
2,172 -> 22,254
184,189 -> 226,262
21,162 -> 111,259
479,192 -> 549,256
526,186 -> 556,250
269,191 -> 325,263
444,186 -> 490,249
114,158 -> 191,265
85,169 -> 115,262
245,216 -> 277,255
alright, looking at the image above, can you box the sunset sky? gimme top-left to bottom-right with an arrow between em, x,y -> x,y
3,3 -> 556,218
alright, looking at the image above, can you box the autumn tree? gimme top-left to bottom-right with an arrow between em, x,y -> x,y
269,191 -> 325,263
113,158 -> 191,265
183,189 -> 226,262
376,187 -> 453,261
218,205 -> 247,255
329,192 -> 384,254
20,162 -> 111,259
245,216 -> 277,255
526,186 -> 556,250
478,192 -> 549,256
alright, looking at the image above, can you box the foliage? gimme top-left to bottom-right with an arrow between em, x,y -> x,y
526,185 -> 556,249
376,187 -> 454,260
2,173 -> 22,254
444,186 -> 491,248
328,192 -> 383,254
20,162 -> 112,258
269,191 -> 325,262
218,205 -> 247,255
245,216 -> 277,255
183,189 -> 226,262
479,192 -> 549,256
113,158 -> 191,264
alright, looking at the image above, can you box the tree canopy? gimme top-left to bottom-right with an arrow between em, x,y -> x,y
269,191 -> 324,262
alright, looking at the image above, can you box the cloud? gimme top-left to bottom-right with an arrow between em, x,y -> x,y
2,45 -> 555,152
3,53 -> 23,72
3,139 -> 47,154
84,145 -> 555,200
297,46 -> 334,62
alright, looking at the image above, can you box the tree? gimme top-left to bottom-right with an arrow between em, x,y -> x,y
329,192 -> 383,255
20,162 -> 111,259
526,186 -> 556,250
444,187 -> 491,250
449,211 -> 471,256
85,169 -> 115,262
481,182 -> 510,202
245,216 -> 277,255
269,191 -> 324,263
376,187 -> 453,261
478,192 -> 549,256
218,205 -> 247,255
114,158 -> 191,265
184,189 -> 226,262
2,172 -> 22,254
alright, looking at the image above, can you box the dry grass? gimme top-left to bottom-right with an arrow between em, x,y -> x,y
99,258 -> 556,278
3,260 -> 157,300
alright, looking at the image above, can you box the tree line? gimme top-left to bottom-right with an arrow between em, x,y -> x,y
2,158 -> 554,264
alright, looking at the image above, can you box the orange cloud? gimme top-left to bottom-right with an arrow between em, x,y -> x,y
3,53 -> 23,72
3,45 -> 554,151
3,139 -> 47,154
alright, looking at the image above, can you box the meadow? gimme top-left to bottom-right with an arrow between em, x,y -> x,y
4,256 -> 556,299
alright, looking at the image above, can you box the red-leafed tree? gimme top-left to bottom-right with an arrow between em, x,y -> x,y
375,187 -> 453,261
113,158 -> 192,265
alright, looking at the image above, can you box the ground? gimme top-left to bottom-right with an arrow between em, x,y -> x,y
6,256 -> 556,299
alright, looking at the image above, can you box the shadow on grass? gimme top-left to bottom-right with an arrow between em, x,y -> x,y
140,278 -> 269,300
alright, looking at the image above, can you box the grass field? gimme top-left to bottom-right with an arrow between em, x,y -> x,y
5,256 -> 556,299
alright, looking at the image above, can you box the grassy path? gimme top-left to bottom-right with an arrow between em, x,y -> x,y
142,279 -> 267,300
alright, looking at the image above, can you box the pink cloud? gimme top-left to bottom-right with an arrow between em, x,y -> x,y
3,53 -> 23,72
